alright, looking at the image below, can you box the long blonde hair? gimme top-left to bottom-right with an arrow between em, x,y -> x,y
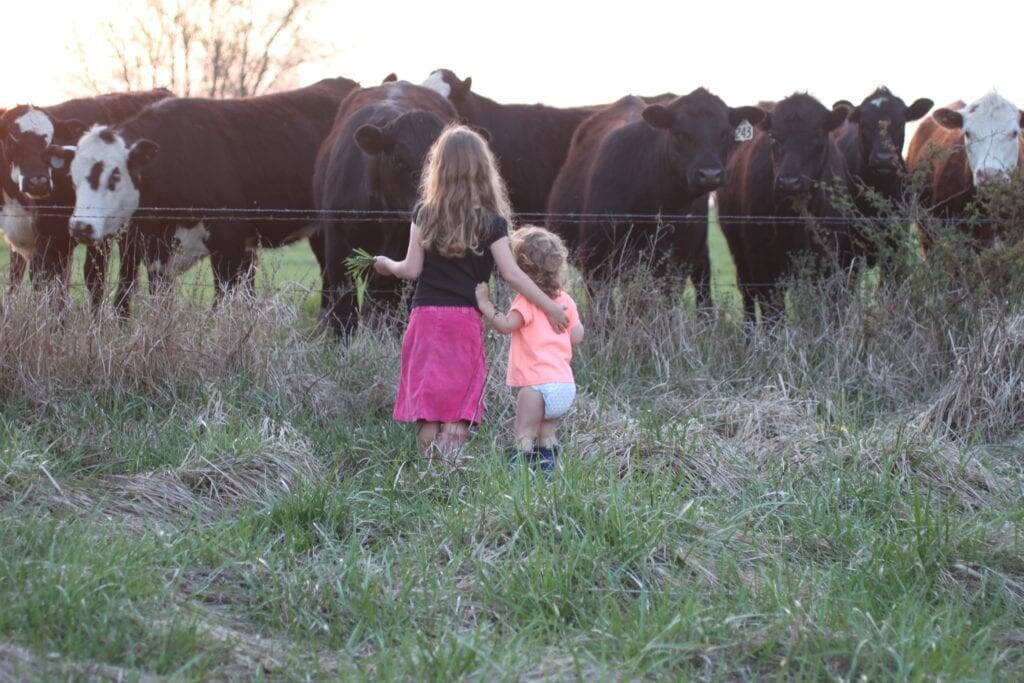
417,125 -> 512,258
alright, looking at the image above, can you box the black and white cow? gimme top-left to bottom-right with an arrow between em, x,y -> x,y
0,90 -> 173,310
51,78 -> 359,304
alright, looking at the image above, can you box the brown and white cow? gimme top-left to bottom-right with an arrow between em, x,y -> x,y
0,90 -> 173,311
907,92 -> 1024,249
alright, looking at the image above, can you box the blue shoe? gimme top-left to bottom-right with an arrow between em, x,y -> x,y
536,447 -> 557,474
509,447 -> 537,467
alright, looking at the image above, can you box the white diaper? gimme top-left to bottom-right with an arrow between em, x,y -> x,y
532,382 -> 577,420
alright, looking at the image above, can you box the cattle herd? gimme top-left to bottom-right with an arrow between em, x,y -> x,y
1,70 -> 1021,331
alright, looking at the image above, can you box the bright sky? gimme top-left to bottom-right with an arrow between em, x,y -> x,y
5,0 -> 1022,115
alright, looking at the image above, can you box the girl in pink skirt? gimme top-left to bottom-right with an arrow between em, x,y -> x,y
373,125 -> 569,457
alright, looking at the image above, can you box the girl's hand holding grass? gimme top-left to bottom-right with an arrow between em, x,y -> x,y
373,256 -> 393,276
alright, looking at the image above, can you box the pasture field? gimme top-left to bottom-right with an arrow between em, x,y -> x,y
1,216 -> 1023,681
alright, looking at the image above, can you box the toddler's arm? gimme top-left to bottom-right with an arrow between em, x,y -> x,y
570,323 -> 585,346
374,222 -> 424,281
475,283 -> 524,334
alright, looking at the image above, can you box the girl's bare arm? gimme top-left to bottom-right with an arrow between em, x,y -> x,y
374,223 -> 424,281
474,283 -> 524,334
490,237 -> 568,333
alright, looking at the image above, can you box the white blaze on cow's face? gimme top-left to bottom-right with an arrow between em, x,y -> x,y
67,127 -> 141,241
8,107 -> 56,197
421,71 -> 451,98
937,93 -> 1023,186
164,222 -> 211,277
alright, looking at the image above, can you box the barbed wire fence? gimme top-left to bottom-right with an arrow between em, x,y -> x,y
0,205 -> 1015,296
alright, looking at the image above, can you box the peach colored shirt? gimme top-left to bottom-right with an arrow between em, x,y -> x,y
507,292 -> 579,387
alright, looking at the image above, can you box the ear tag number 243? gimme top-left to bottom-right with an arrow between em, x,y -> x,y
734,120 -> 754,142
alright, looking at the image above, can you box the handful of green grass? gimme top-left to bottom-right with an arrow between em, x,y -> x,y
344,248 -> 376,313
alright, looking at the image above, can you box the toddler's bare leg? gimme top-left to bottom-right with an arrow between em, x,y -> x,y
515,388 -> 545,451
539,419 -> 560,449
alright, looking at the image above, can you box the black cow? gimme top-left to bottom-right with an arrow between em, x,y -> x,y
422,69 -> 598,215
545,88 -> 764,303
0,90 -> 173,310
718,93 -> 852,324
51,78 -> 359,307
313,80 -> 457,332
832,86 -> 932,266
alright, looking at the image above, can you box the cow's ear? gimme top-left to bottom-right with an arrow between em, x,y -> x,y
823,105 -> 849,132
455,76 -> 472,98
127,139 -> 160,169
641,105 -> 674,130
355,124 -> 393,155
728,106 -> 766,128
43,145 -> 75,173
904,98 -> 933,122
933,108 -> 963,130
469,125 -> 492,143
382,73 -> 398,84
54,118 -> 87,143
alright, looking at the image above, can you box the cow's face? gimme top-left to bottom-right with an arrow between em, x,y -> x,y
356,111 -> 447,209
846,88 -> 932,174
54,126 -> 159,242
642,89 -> 765,195
933,92 -> 1023,186
0,106 -> 86,200
761,94 -> 849,198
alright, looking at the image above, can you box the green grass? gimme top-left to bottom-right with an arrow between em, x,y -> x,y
1,218 -> 1023,680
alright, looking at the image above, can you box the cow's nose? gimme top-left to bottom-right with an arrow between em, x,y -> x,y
775,175 -> 805,194
870,152 -> 899,168
24,175 -> 50,196
71,221 -> 95,242
976,168 -> 1002,184
695,167 -> 725,189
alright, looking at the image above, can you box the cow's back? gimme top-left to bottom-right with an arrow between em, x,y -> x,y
46,89 -> 175,135
125,78 -> 357,212
546,96 -> 647,246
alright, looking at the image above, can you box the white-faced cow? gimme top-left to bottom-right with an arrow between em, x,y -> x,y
51,77 -> 359,306
907,92 -> 1024,250
546,88 -> 764,305
0,90 -> 173,310
313,80 -> 458,333
718,93 -> 853,324
832,87 -> 933,268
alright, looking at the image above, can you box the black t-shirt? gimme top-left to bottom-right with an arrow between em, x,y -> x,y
411,205 -> 509,309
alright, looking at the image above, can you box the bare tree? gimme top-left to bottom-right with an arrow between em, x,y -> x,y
72,0 -> 327,98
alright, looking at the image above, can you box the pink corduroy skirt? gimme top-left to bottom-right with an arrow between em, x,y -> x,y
393,306 -> 487,425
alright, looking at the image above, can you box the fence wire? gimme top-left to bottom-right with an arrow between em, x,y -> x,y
1,206 -> 1015,294
2,205 -> 1016,226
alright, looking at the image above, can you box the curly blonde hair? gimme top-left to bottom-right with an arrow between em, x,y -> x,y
511,225 -> 568,298
416,124 -> 512,258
